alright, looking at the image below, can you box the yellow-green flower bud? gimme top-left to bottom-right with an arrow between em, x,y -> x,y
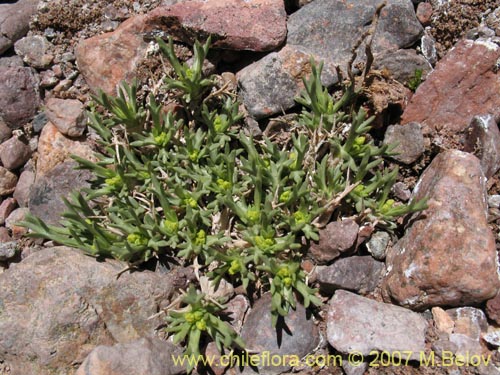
246,208 -> 260,223
276,266 -> 291,279
213,115 -> 224,133
194,229 -> 206,246
184,312 -> 196,323
293,211 -> 309,225
279,190 -> 292,203
105,175 -> 122,188
216,178 -> 232,191
154,132 -> 169,147
184,197 -> 197,208
380,199 -> 395,214
127,233 -> 148,247
283,277 -> 293,287
162,219 -> 178,234
193,311 -> 204,321
189,150 -> 199,162
228,259 -> 241,275
196,320 -> 207,331
254,236 -> 275,251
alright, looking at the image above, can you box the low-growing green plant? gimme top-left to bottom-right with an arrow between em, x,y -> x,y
20,37 -> 426,371
166,286 -> 244,372
408,68 -> 423,92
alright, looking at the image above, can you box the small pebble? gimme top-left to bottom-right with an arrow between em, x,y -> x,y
0,241 -> 18,261
366,231 -> 391,260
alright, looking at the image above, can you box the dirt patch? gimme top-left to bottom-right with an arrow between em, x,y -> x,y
430,0 -> 500,57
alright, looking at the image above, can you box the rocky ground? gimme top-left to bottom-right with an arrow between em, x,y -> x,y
1,0 -> 500,374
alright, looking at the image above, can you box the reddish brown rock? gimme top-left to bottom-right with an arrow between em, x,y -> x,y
0,166 -> 18,196
0,197 -> 16,225
0,136 -> 32,170
5,207 -> 29,239
383,150 -> 500,310
0,66 -> 40,129
401,39 -> 500,134
45,98 -> 87,137
36,122 -> 95,176
75,15 -> 149,94
416,2 -> 433,26
308,219 -> 359,264
462,114 -> 500,178
0,0 -> 39,55
0,247 -> 181,374
147,0 -> 287,52
486,293 -> 500,325
13,170 -> 34,207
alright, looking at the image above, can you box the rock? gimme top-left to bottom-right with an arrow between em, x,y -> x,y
0,227 -> 11,243
0,66 -> 40,129
462,114 -> 500,178
486,7 -> 500,37
0,0 -> 40,55
45,98 -> 87,137
327,290 -> 427,360
76,15 -> 149,94
239,293 -> 319,375
13,170 -> 35,207
308,219 -> 359,263
416,2 -> 433,26
316,256 -> 385,295
402,38 -> 500,136
0,136 -> 32,170
238,0 -> 422,119
383,150 -> 500,310
225,295 -> 250,334
0,246 -> 179,374
421,30 -> 437,65
373,49 -> 432,85
287,0 -> 422,68
447,307 -> 487,340
384,122 -> 425,164
13,35 -> 53,69
483,329 -> 500,347
447,333 -> 484,358
0,55 -> 24,68
29,161 -> 92,226
32,112 -> 48,134
0,197 -> 16,225
432,307 -> 454,335
39,69 -> 59,89
238,45 -> 338,119
489,195 -> 500,209
366,231 -> 391,260
0,117 -> 12,143
36,122 -> 95,176
487,293 -> 500,325
0,241 -> 18,261
391,181 -> 411,201
5,207 -> 29,238
147,0 -> 287,52
199,275 -> 234,303
75,337 -> 184,375
0,166 -> 18,195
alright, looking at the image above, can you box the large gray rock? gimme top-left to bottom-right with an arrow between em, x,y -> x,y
75,337 -> 184,375
29,161 -> 92,225
327,290 -> 427,360
383,150 -> 500,310
238,0 -> 423,118
384,122 -> 425,164
0,0 -> 40,55
0,247 -> 182,375
239,293 -> 320,375
316,256 -> 385,295
0,66 -> 40,129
